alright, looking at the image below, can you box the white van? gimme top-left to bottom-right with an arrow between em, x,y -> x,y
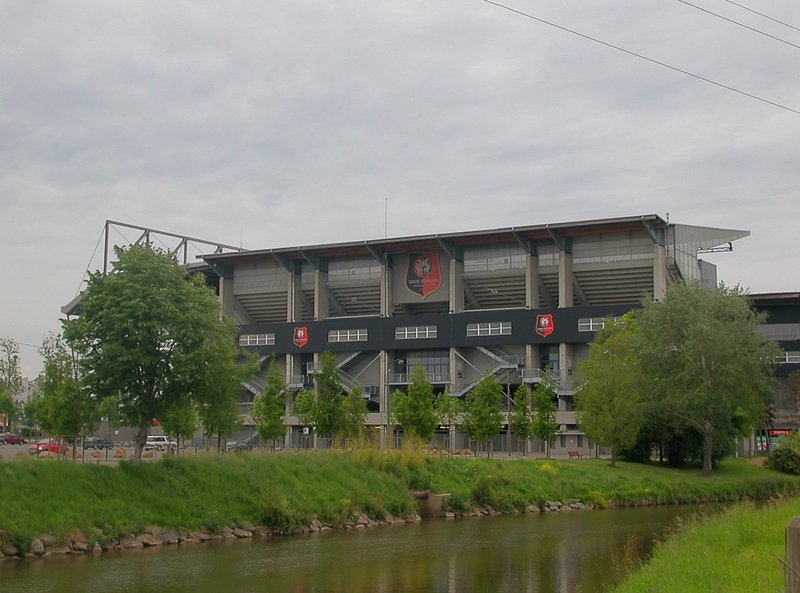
144,435 -> 177,451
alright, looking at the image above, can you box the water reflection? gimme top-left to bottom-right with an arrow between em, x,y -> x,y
1,506 -> 709,593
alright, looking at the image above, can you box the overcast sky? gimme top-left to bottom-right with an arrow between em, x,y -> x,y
2,1 -> 799,378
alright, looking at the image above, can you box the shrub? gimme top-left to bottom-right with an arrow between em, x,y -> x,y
259,496 -> 310,534
768,447 -> 800,475
470,473 -> 527,512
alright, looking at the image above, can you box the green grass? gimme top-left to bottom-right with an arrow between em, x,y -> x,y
611,497 -> 800,593
1,450 -> 798,552
423,455 -> 800,512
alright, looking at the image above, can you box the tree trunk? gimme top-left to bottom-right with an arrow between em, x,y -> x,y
610,447 -> 616,467
703,429 -> 714,476
133,424 -> 148,463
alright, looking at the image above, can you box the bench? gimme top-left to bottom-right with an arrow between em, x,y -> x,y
567,451 -> 582,460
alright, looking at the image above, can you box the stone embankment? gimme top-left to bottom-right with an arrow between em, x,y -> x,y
0,498 -> 593,560
458,499 -> 593,518
0,513 -> 421,560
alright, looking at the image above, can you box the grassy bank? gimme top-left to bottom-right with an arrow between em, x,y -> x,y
1,450 -> 799,553
611,496 -> 800,593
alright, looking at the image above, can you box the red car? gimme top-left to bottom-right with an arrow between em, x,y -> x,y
0,433 -> 26,445
28,438 -> 68,455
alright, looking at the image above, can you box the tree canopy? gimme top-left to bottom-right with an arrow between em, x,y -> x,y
636,282 -> 780,475
64,244 -> 253,461
252,360 -> 288,450
463,372 -> 503,457
390,364 -> 438,444
312,352 -> 347,442
531,373 -> 559,459
576,314 -> 644,467
0,338 -> 22,431
290,352 -> 351,447
434,390 -> 462,455
342,386 -> 368,444
37,333 -> 97,455
508,384 -> 534,455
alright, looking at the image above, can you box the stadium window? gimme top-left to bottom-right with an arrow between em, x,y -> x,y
776,351 -> 800,364
466,322 -> 511,337
238,333 -> 275,347
328,328 -> 368,343
395,325 -> 438,340
578,317 -> 618,332
578,317 -> 601,332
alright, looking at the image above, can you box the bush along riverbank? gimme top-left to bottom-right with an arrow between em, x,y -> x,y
2,449 -> 799,559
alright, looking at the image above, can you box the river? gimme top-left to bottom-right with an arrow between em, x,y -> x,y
1,505 -> 711,593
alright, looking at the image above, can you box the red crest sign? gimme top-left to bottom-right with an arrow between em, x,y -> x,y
406,252 -> 442,299
535,314 -> 555,338
293,326 -> 309,348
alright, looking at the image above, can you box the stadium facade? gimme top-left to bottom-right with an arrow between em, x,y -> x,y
750,292 -> 800,451
198,214 -> 755,454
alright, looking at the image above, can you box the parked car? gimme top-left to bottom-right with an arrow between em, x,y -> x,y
144,435 -> 177,451
225,441 -> 252,452
0,433 -> 25,445
84,436 -> 113,450
28,438 -> 68,455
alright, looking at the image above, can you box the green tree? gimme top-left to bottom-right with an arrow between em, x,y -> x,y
37,333 -> 97,457
463,372 -> 503,458
637,283 -> 780,475
21,391 -> 43,437
160,397 -> 198,453
508,384 -> 534,455
97,395 -> 121,448
576,314 -> 644,467
532,374 -> 560,458
0,338 -> 22,430
252,361 -> 288,450
198,392 -> 243,451
64,244 -> 252,462
390,364 -> 438,444
312,352 -> 346,445
435,390 -> 462,455
292,388 -> 317,438
0,391 -> 16,432
342,386 -> 368,445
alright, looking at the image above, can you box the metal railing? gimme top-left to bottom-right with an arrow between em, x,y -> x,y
519,368 -> 560,385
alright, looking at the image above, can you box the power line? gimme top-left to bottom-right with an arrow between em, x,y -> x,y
673,0 -> 800,51
482,0 -> 800,116
722,0 -> 800,34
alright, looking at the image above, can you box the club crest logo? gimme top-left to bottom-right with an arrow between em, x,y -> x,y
535,314 -> 555,338
293,326 -> 309,348
406,252 -> 442,299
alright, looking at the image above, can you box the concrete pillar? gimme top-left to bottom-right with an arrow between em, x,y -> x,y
525,252 -> 540,309
450,347 -> 460,394
449,259 -> 464,313
525,251 -> 541,380
653,244 -> 668,301
287,265 -> 302,323
381,256 -> 393,317
314,269 -> 329,320
380,350 -> 389,449
525,343 -> 540,374
558,250 -> 573,308
219,276 -> 235,318
559,343 -> 573,390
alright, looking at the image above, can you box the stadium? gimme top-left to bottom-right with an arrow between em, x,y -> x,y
64,214 -> 798,455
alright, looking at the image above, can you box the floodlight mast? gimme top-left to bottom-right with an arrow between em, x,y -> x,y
101,220 -> 244,276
